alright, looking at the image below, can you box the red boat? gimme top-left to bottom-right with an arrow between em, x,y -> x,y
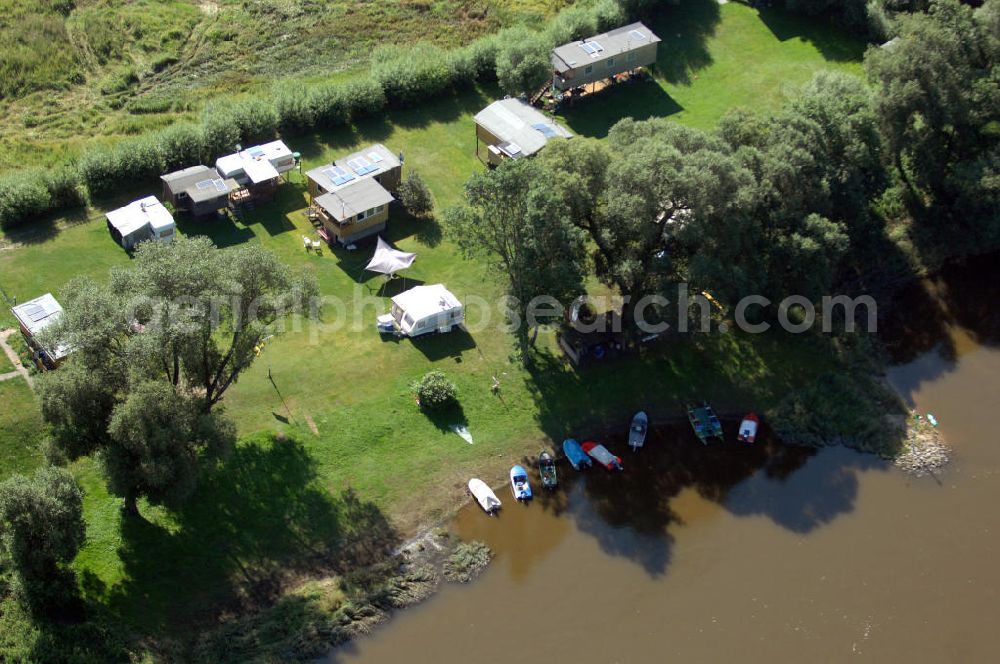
737,413 -> 760,443
581,441 -> 623,472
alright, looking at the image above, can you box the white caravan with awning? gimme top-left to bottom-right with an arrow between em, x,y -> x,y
377,284 -> 464,337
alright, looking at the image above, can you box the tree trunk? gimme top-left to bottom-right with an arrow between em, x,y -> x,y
123,495 -> 140,518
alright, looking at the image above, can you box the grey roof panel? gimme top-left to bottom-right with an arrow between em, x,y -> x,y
551,21 -> 661,71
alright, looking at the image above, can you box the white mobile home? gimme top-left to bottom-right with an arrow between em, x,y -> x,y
10,293 -> 71,368
105,196 -> 176,250
377,284 -> 464,337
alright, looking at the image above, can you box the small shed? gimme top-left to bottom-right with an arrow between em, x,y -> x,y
314,178 -> 394,246
10,293 -> 70,368
551,22 -> 661,92
160,165 -> 237,218
106,196 -> 176,250
473,98 -> 573,166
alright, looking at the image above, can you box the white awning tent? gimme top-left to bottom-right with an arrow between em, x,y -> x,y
365,236 -> 417,277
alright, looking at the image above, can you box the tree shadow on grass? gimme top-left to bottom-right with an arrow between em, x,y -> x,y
101,435 -> 399,638
557,79 -> 683,138
174,212 -> 256,248
648,0 -> 722,85
384,208 -> 443,249
756,6 -> 867,63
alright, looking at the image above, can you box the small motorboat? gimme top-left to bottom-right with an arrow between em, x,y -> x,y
737,412 -> 759,443
468,478 -> 501,515
562,438 -> 593,470
582,441 -> 623,472
687,402 -> 723,445
539,450 -> 558,489
628,411 -> 648,452
510,465 -> 533,501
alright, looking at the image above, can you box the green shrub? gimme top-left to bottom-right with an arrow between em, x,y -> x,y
42,167 -> 85,211
308,83 -> 350,128
78,136 -> 164,200
449,35 -> 499,85
398,170 -> 433,218
545,5 -> 599,45
0,171 -> 51,231
593,0 -> 627,31
273,82 -> 315,134
157,123 -> 206,172
412,371 -> 458,410
495,28 -> 552,97
201,99 -> 278,156
372,44 -> 456,108
125,95 -> 173,114
339,76 -> 387,120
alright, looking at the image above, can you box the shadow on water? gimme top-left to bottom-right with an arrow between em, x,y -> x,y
94,435 -> 399,637
879,251 -> 1000,403
514,420 -> 881,578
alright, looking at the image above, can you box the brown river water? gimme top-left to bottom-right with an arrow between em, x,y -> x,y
332,254 -> 1000,663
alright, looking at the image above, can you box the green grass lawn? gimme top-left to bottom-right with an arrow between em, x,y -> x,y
0,377 -> 44,476
0,2 -> 866,649
557,1 -> 865,135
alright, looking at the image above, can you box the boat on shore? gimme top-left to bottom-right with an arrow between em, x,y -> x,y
510,465 -> 533,501
468,478 -> 501,515
628,411 -> 648,452
737,412 -> 759,443
563,438 -> 593,470
687,402 -> 723,444
582,441 -> 623,472
539,450 -> 558,489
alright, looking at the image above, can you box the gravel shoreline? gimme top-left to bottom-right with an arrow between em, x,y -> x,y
894,411 -> 951,477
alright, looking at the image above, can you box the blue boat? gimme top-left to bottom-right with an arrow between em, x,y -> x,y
510,465 -> 532,501
562,438 -> 593,470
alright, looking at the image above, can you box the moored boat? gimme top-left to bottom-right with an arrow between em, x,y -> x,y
737,412 -> 759,443
468,478 -> 501,515
687,402 -> 723,445
563,438 -> 593,470
582,441 -> 623,472
539,450 -> 558,489
628,411 -> 648,451
510,465 -> 533,501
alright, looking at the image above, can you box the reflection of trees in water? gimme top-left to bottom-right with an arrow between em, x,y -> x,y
533,424 -> 886,578
881,251 -> 1000,365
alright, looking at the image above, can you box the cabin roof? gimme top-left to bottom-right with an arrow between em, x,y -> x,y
473,98 -> 573,158
551,21 -> 661,73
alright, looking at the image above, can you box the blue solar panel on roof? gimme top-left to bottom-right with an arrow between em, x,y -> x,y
248,147 -> 265,157
532,123 -> 558,138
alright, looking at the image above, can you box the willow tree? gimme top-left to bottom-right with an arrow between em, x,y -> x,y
37,236 -> 317,515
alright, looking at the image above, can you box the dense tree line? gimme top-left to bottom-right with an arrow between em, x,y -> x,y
446,0 -> 999,336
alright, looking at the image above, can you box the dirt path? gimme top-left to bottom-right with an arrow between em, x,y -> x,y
0,329 -> 33,387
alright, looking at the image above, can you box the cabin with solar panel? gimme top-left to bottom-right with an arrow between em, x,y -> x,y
215,140 -> 296,202
473,98 -> 573,166
10,293 -> 71,369
304,144 -> 401,246
551,22 -> 661,93
160,165 -> 238,218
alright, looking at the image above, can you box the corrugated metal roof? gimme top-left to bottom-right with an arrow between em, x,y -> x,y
474,99 -> 573,157
551,21 -> 661,72
315,178 -> 394,222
